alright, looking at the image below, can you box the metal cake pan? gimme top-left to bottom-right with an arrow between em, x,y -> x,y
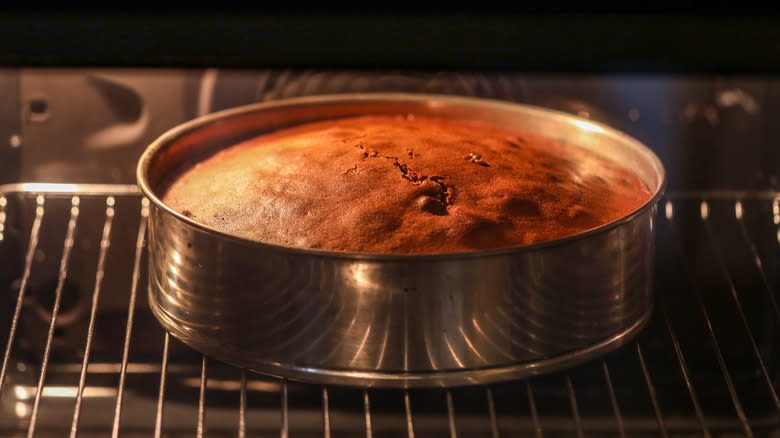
137,93 -> 666,388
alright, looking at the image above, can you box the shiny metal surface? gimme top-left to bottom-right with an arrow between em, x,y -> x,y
137,94 -> 666,388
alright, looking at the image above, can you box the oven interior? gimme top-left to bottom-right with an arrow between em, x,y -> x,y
0,67 -> 779,437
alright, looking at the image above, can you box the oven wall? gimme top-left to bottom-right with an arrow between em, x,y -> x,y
0,68 -> 20,185
0,68 -> 777,193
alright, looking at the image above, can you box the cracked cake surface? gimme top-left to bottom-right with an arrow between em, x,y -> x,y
160,114 -> 653,254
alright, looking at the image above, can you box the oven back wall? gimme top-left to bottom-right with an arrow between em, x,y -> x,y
0,68 -> 777,194
10,68 -> 202,184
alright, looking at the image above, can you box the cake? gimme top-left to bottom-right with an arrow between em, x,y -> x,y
160,114 -> 652,254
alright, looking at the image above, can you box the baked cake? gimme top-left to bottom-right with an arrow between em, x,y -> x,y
160,114 -> 652,254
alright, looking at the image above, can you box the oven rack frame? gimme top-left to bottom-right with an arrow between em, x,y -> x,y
0,183 -> 778,437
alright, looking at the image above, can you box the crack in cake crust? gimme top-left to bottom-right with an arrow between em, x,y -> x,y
355,143 -> 454,214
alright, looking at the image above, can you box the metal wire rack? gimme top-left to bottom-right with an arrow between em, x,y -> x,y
0,184 -> 778,437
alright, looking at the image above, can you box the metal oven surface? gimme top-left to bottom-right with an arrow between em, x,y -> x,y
0,69 -> 779,437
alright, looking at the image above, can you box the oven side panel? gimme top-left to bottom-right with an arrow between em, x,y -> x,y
0,68 -> 20,185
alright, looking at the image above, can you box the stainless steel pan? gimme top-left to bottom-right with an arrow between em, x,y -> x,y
137,93 -> 666,388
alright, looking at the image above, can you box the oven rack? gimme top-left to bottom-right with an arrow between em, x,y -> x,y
0,184 -> 778,437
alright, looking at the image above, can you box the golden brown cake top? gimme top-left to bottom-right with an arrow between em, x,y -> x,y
161,114 -> 652,254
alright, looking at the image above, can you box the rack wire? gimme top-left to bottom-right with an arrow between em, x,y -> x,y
0,184 -> 778,437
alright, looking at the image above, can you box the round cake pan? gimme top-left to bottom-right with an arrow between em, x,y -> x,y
137,93 -> 666,388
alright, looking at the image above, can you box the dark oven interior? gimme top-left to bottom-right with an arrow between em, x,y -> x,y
1,11 -> 780,438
